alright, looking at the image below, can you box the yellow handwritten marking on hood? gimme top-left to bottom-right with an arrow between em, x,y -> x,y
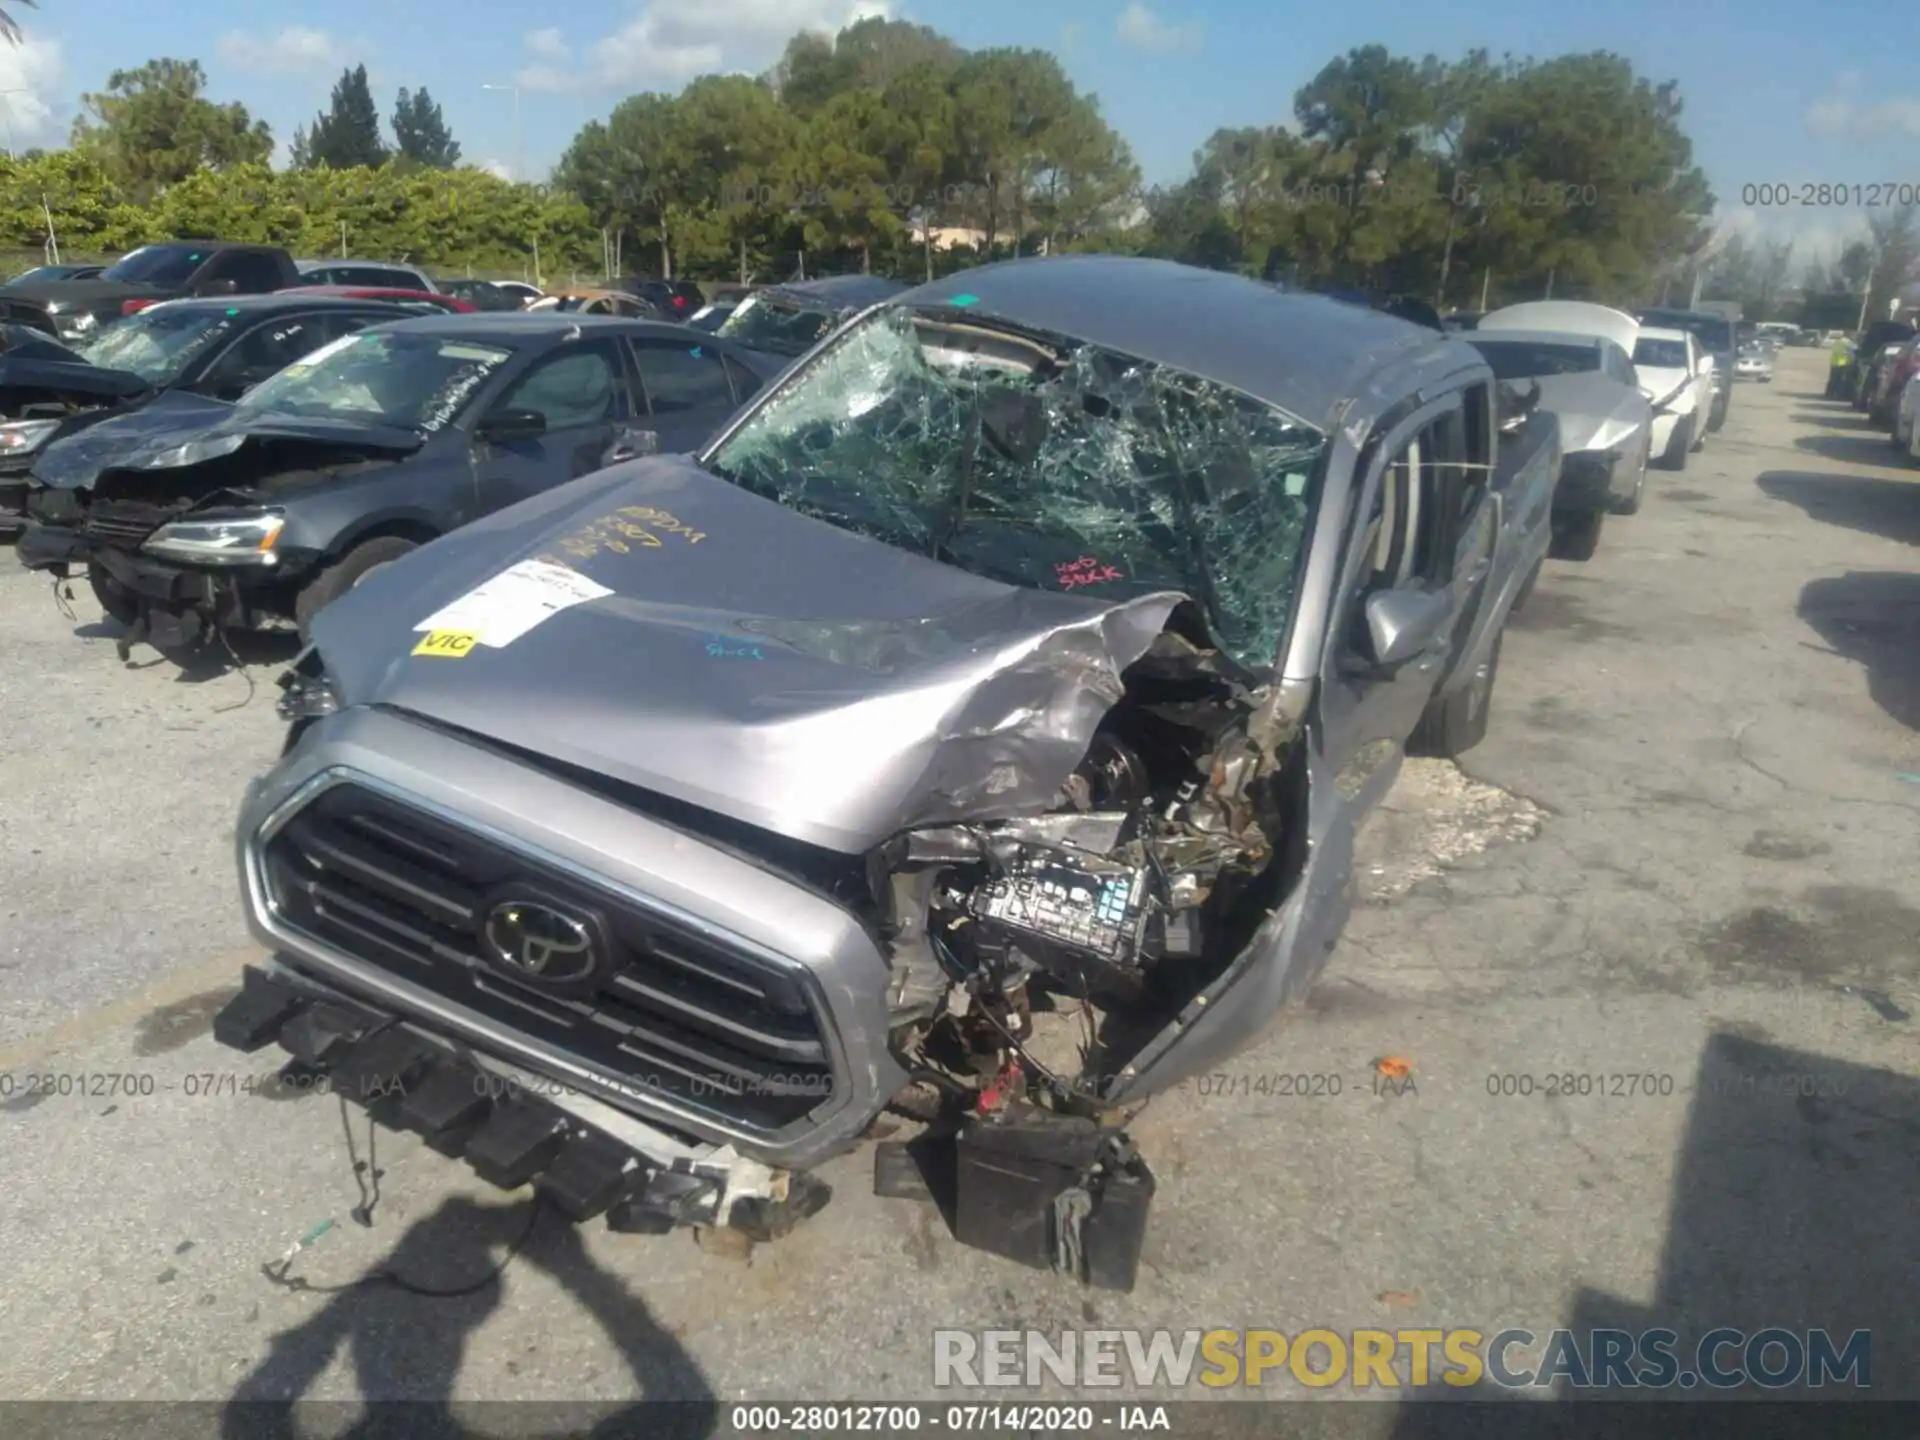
412,629 -> 478,658
549,505 -> 708,562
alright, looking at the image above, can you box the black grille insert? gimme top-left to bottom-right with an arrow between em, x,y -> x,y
262,784 -> 837,1131
81,497 -> 186,549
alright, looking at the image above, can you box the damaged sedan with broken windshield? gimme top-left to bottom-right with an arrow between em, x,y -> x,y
220,257 -> 1533,1287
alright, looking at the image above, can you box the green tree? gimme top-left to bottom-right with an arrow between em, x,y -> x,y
0,0 -> 33,45
303,64 -> 389,170
556,93 -> 692,276
1456,53 -> 1712,303
1836,239 -> 1875,293
670,75 -> 797,282
392,87 -> 460,169
794,88 -> 907,271
70,59 -> 273,203
769,17 -> 963,118
1862,206 -> 1920,321
949,48 -> 1079,254
1290,46 -> 1441,284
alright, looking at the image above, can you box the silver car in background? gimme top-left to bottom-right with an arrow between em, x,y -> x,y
1467,325 -> 1653,561
1734,343 -> 1775,382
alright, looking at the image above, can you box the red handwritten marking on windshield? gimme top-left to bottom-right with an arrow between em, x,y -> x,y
1056,555 -> 1125,589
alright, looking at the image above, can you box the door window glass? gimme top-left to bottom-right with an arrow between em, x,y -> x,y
491,343 -> 626,428
635,342 -> 733,414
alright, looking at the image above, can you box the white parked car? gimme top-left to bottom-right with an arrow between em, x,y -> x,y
1632,327 -> 1713,465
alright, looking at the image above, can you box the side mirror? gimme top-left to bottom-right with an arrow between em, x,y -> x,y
1696,357 -> 1714,375
477,407 -> 547,443
1360,586 -> 1453,671
200,278 -> 241,297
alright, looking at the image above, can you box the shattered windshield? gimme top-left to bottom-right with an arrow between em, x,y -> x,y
101,245 -> 208,288
233,331 -> 512,432
706,306 -> 1328,671
716,296 -> 838,357
75,305 -> 236,386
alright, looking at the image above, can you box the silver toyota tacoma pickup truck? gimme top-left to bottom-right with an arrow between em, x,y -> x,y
213,256 -> 1559,1289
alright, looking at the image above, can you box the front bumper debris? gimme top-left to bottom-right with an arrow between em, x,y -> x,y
213,963 -> 833,1238
949,1104 -> 1155,1291
15,521 -> 87,574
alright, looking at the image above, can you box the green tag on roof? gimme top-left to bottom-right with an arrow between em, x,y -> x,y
949,293 -> 979,306
225,307 -> 240,316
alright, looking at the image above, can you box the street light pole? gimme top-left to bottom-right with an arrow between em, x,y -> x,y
0,88 -> 26,158
482,83 -> 522,182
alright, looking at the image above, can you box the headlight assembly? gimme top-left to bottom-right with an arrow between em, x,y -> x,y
0,417 -> 61,457
142,513 -> 285,566
54,311 -> 99,341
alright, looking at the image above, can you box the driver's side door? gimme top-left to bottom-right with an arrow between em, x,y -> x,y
1315,398 -> 1467,815
471,339 -> 635,514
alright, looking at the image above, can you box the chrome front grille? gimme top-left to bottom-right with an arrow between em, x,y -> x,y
260,783 -> 839,1132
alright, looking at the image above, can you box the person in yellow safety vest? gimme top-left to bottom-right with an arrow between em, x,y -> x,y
1825,334 -> 1857,400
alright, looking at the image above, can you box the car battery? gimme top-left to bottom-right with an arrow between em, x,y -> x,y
952,1106 -> 1155,1291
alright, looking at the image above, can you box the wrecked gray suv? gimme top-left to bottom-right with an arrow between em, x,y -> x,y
215,256 -> 1557,1289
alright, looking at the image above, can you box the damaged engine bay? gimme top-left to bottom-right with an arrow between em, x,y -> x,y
700,304 -> 1327,1122
691,303 -> 1329,1279
875,640 -> 1294,1114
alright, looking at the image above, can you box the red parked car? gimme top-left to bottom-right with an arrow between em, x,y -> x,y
277,285 -> 476,315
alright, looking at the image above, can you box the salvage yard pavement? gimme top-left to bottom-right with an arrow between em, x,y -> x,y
0,346 -> 1913,1418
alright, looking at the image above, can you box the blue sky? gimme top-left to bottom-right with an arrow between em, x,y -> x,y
2,0 -> 1915,263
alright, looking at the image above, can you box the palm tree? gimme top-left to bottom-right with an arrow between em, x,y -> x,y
0,0 -> 34,44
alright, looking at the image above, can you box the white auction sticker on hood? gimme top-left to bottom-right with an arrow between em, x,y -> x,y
412,559 -> 613,648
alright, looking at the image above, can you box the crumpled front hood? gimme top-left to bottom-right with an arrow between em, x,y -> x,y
1532,372 -> 1645,453
32,391 -> 424,491
0,325 -> 149,407
311,454 -> 1188,853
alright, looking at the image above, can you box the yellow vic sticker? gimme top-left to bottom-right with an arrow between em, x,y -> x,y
413,629 -> 479,658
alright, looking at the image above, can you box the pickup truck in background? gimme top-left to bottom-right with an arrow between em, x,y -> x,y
0,242 -> 302,346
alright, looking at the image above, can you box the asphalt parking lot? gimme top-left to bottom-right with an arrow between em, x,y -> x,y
0,347 -> 1914,1419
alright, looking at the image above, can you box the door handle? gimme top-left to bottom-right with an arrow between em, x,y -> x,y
602,429 -> 660,466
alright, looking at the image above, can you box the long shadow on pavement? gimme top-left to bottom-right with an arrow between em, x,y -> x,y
222,1194 -> 718,1440
1756,471 -> 1920,549
1792,432 -> 1911,468
1796,571 -> 1920,732
1384,1033 -> 1918,1436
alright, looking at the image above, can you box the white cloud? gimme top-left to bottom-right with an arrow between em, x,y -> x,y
479,157 -> 513,181
517,0 -> 891,94
1116,3 -> 1201,56
1803,75 -> 1920,140
0,35 -> 66,146
218,26 -> 348,76
526,28 -> 570,62
1721,203 -> 1872,258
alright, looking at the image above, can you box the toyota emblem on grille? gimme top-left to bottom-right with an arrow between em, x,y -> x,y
483,899 -> 598,983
